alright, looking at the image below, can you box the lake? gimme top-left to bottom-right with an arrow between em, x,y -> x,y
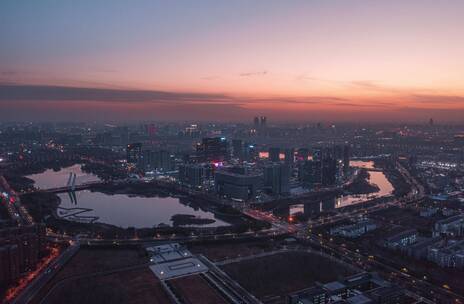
27,164 -> 229,228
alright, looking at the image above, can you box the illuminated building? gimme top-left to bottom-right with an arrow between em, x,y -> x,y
196,137 -> 229,162
126,143 -> 142,164
215,170 -> 262,201
268,147 -> 280,163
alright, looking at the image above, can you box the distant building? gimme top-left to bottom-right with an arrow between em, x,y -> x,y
139,149 -> 174,172
126,143 -> 142,164
196,137 -> 228,162
215,170 -> 262,201
178,163 -> 212,188
330,219 -> 377,238
299,160 -> 322,187
285,148 -> 295,166
297,148 -> 309,161
232,139 -> 243,159
288,273 -> 404,304
419,207 -> 438,217
243,143 -> 257,162
383,229 -> 418,249
253,116 -> 260,128
0,224 -> 46,287
260,116 -> 267,128
433,215 -> 464,237
269,147 -> 280,163
343,145 -> 350,175
264,163 -> 290,195
427,239 -> 464,268
321,156 -> 337,186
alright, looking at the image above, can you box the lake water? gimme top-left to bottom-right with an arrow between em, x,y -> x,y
26,164 -> 100,189
27,164 -> 229,228
290,160 -> 394,215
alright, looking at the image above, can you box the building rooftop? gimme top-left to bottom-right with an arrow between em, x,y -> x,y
149,257 -> 208,280
346,294 -> 373,304
323,281 -> 346,292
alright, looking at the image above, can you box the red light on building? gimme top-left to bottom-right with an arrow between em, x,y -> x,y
9,197 -> 15,204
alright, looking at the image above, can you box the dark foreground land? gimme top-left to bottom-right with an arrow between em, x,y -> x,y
221,251 -> 357,303
169,275 -> 228,304
30,247 -> 170,304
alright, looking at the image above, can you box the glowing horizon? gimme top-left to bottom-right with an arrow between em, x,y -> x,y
1,1 -> 464,122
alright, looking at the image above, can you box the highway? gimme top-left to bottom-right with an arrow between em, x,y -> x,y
11,242 -> 80,304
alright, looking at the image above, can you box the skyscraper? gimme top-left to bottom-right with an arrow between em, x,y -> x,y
126,143 -> 142,164
269,147 -> 280,162
264,163 -> 290,195
284,148 -> 295,166
232,139 -> 243,159
343,145 -> 350,175
260,116 -> 267,128
196,137 -> 229,162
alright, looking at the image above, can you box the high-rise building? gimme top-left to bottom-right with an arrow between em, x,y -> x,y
243,143 -> 257,162
0,224 -> 46,287
178,164 -> 212,188
269,147 -> 280,162
260,116 -> 267,128
126,143 -> 142,164
196,137 -> 229,162
322,156 -> 337,186
312,147 -> 323,161
343,145 -> 350,175
253,117 -> 260,128
299,160 -> 322,187
284,148 -> 295,166
232,139 -> 243,159
215,170 -> 262,201
297,148 -> 309,161
264,163 -> 290,195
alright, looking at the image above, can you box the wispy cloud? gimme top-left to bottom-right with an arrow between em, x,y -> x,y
0,83 -> 232,104
239,71 -> 268,77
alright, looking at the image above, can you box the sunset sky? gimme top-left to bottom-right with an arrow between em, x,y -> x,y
1,0 -> 464,122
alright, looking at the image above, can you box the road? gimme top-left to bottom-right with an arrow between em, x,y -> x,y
302,233 -> 463,304
199,254 -> 263,304
11,242 -> 80,304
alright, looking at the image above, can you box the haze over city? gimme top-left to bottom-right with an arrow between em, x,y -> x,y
1,0 -> 464,122
2,2 -> 464,304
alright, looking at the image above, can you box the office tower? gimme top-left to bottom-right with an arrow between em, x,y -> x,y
264,163 -> 290,195
343,145 -> 350,175
297,148 -> 309,161
269,147 -> 280,162
126,143 -> 142,164
158,150 -> 174,172
243,143 -> 257,162
312,147 -> 323,161
215,170 -> 263,201
284,148 -> 295,166
260,116 -> 267,128
196,137 -> 229,162
299,160 -> 322,187
253,117 -> 260,128
0,224 -> 46,286
322,155 -> 337,186
232,139 -> 243,159
178,164 -> 212,188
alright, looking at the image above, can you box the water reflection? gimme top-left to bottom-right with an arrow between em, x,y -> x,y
27,164 -> 229,228
26,164 -> 100,189
288,161 -> 393,216
56,191 -> 229,228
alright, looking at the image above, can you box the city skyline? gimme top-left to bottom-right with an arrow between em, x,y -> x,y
1,0 -> 464,122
